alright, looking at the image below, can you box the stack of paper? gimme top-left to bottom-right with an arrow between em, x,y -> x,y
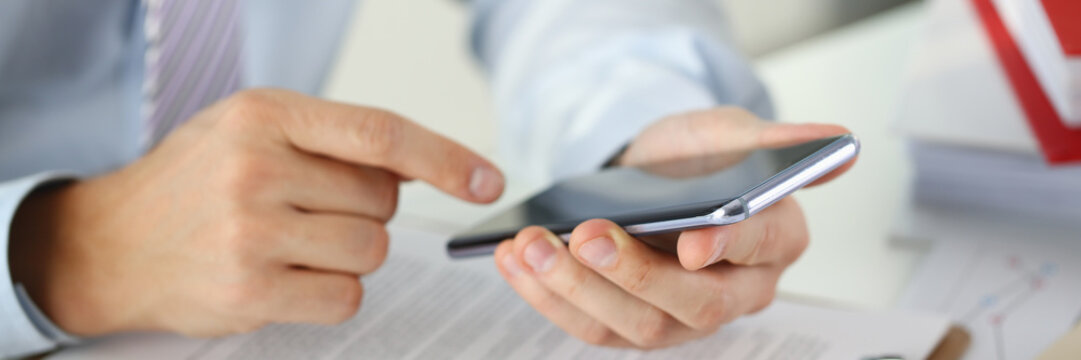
896,0 -> 1081,222
48,226 -> 953,360
992,0 -> 1081,126
909,141 -> 1081,223
895,2 -> 1081,356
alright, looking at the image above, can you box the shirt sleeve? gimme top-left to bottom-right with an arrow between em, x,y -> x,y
1,172 -> 80,359
468,0 -> 774,182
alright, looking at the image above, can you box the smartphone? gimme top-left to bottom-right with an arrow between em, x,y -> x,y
447,134 -> 860,258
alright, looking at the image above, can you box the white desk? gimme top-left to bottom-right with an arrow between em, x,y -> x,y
756,3 -> 926,308
325,2 -> 930,309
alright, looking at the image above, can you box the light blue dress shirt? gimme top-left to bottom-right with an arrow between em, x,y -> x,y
0,0 -> 771,357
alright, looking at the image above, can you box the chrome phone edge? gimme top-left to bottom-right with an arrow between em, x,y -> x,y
448,242 -> 500,258
447,135 -> 860,258
622,199 -> 748,236
741,135 -> 860,216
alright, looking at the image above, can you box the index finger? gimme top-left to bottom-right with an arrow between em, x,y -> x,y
255,90 -> 504,203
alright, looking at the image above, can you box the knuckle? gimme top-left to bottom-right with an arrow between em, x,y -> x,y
381,185 -> 400,219
707,226 -> 741,265
350,108 -> 405,162
219,219 -> 266,267
779,203 -> 810,264
529,291 -> 562,314
360,225 -> 390,274
220,90 -> 281,129
690,286 -> 730,330
373,172 -> 400,219
228,89 -> 273,107
633,308 -> 672,348
755,207 -> 808,265
623,261 -> 656,295
219,151 -> 274,200
329,282 -> 364,324
579,323 -> 616,346
563,267 -> 591,299
746,228 -> 769,265
785,233 -> 810,264
751,284 -> 777,314
218,276 -> 272,313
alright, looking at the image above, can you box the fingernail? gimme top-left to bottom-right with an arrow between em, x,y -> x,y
578,237 -> 617,269
501,253 -> 522,277
700,237 -> 727,270
524,238 -> 556,273
469,166 -> 504,200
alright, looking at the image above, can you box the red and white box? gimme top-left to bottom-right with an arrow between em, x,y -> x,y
895,0 -> 1081,222
897,0 -> 1081,164
992,0 -> 1080,127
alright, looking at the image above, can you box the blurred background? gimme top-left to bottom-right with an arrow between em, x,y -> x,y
714,0 -> 912,56
323,0 -> 914,157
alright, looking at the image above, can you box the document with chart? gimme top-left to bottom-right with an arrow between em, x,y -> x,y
49,226 -> 950,360
899,234 -> 1081,360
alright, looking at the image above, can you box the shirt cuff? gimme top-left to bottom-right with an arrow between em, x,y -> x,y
15,284 -> 80,345
0,172 -> 80,358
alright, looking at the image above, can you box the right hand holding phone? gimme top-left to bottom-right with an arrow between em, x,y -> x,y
494,107 -> 856,349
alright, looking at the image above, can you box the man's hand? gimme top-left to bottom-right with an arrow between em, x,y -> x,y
494,107 -> 854,348
10,89 -> 504,337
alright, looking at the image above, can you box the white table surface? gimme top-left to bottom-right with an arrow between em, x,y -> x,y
755,2 -> 926,308
324,2 -> 930,310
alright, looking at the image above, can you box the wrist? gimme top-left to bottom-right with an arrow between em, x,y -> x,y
10,179 -> 118,337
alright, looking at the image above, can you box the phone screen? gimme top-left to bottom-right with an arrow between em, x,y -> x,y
449,135 -> 845,254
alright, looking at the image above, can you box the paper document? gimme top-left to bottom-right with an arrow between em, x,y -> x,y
899,234 -> 1081,360
50,226 -> 949,359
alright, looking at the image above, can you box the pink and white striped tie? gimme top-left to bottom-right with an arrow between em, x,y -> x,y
142,0 -> 245,147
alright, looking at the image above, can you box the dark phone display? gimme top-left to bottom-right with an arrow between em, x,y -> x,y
450,136 -> 842,250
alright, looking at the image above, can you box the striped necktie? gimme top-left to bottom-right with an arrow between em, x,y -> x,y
142,0 -> 245,147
